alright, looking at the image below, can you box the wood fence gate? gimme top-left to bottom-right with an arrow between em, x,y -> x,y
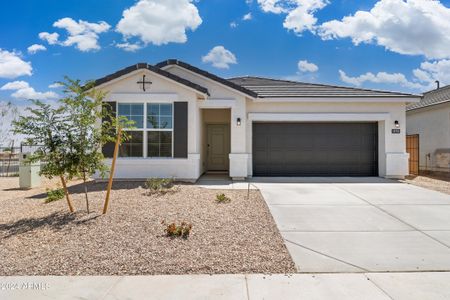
406,134 -> 419,175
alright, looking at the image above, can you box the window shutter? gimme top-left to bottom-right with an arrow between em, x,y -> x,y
102,101 -> 116,158
173,102 -> 188,158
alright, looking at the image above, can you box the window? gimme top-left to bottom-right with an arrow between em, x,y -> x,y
147,103 -> 173,157
116,102 -> 173,158
147,103 -> 172,129
119,131 -> 143,157
148,131 -> 172,157
118,103 -> 144,128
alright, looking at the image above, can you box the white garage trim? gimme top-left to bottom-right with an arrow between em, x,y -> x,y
248,112 -> 390,122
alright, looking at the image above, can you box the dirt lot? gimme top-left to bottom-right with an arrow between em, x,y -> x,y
0,177 -> 295,276
403,173 -> 450,195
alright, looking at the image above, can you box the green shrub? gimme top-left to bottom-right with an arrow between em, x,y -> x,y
161,220 -> 192,239
215,193 -> 231,203
144,178 -> 174,193
45,188 -> 65,203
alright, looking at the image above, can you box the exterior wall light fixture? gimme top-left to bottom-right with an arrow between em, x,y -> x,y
237,118 -> 241,126
394,120 -> 400,128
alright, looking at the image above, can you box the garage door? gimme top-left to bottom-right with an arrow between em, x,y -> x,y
253,122 -> 378,176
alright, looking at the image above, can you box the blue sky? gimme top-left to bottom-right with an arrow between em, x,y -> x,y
1,0 -> 450,107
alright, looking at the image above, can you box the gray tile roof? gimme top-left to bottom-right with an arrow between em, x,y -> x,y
228,76 -> 419,98
407,84 -> 450,111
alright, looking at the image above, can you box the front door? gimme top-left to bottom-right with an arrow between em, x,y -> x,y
207,124 -> 230,171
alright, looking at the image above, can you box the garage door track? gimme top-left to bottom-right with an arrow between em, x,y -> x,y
252,177 -> 450,273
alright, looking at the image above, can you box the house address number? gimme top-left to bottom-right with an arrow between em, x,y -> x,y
391,129 -> 401,134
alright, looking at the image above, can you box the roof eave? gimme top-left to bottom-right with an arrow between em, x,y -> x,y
253,95 -> 421,102
92,63 -> 210,96
157,59 -> 258,99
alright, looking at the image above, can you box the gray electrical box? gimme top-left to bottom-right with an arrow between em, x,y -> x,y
19,153 -> 41,189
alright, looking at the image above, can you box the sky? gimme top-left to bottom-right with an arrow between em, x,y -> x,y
1,0 -> 450,111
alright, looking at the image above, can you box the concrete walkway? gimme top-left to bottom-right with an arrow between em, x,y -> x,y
2,272 -> 450,299
252,177 -> 450,273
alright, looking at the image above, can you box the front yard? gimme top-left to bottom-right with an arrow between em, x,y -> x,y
0,178 -> 295,275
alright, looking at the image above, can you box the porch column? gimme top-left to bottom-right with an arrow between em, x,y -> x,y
229,97 -> 249,180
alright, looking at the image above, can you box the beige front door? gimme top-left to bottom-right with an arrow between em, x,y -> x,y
207,124 -> 230,171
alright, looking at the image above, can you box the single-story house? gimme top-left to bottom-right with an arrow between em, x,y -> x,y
406,84 -> 450,173
94,60 -> 420,181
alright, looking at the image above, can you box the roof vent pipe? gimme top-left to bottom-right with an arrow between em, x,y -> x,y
435,80 -> 440,89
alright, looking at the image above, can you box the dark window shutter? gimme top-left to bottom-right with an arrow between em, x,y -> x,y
173,102 -> 188,158
102,101 -> 116,158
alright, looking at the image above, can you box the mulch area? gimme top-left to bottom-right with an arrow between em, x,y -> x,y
0,178 -> 295,275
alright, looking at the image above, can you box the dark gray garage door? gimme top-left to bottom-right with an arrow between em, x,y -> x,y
253,122 -> 378,176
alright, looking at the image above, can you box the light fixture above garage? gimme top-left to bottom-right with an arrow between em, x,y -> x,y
394,120 -> 400,128
237,118 -> 241,126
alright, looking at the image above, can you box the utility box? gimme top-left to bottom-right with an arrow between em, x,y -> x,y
19,153 -> 41,189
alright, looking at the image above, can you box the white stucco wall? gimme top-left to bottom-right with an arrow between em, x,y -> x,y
406,102 -> 450,172
94,65 -> 414,180
95,69 -> 203,181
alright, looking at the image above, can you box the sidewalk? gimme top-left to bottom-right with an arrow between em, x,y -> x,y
2,272 -> 450,299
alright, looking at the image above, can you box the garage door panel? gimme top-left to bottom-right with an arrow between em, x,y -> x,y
252,122 -> 378,176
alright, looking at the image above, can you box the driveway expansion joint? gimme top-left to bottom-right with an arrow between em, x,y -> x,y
284,238 -> 368,272
334,184 -> 450,251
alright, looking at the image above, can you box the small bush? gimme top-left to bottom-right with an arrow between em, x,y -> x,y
161,220 -> 192,239
215,193 -> 231,203
144,178 -> 174,193
45,188 -> 65,203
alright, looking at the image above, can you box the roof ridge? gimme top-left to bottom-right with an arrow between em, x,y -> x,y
228,75 -> 418,97
155,59 -> 258,98
93,62 -> 209,95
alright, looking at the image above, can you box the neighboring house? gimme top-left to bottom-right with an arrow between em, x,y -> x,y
406,85 -> 450,173
94,60 -> 420,181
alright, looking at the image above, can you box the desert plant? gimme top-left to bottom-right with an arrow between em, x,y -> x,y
144,178 -> 174,193
45,187 -> 65,203
161,220 -> 192,239
215,193 -> 231,203
13,100 -> 76,212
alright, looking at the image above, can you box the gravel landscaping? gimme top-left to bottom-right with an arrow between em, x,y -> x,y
0,178 -> 295,275
403,173 -> 450,195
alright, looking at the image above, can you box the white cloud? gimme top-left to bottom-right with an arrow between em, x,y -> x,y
27,44 -> 47,54
257,0 -> 329,34
243,12 -> 253,20
1,81 -> 58,100
319,0 -> 450,59
0,49 -> 32,79
258,0 -> 288,13
230,22 -> 238,28
283,0 -> 328,34
298,60 -> 318,72
48,82 -> 62,89
52,17 -> 111,52
338,70 -> 423,89
202,46 -> 237,69
116,0 -> 202,46
39,32 -> 60,45
413,59 -> 450,89
115,42 -> 143,52
339,58 -> 450,92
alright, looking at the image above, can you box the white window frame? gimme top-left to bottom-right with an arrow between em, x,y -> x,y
116,101 -> 174,159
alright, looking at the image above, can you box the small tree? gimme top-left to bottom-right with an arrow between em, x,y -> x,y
12,100 -> 75,212
59,77 -> 132,213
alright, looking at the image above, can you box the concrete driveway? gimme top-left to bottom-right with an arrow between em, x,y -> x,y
252,177 -> 450,273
